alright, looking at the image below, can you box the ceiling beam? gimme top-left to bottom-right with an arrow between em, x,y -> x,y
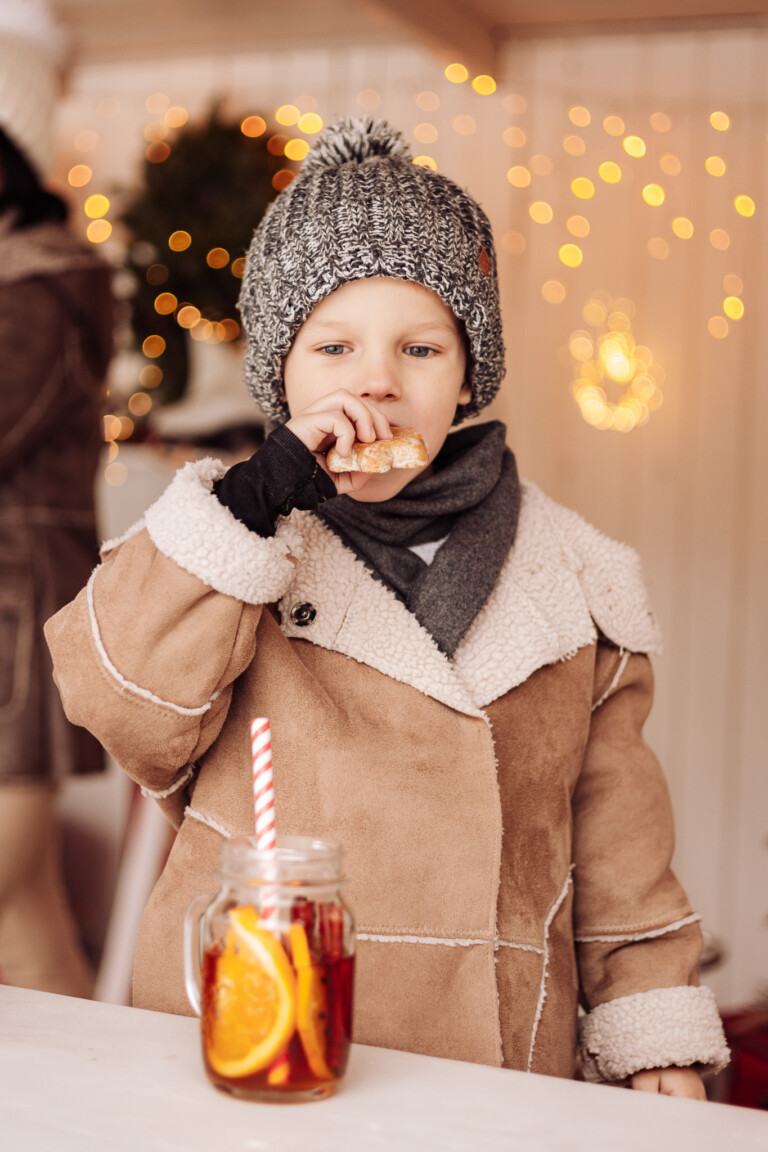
370,0 -> 499,76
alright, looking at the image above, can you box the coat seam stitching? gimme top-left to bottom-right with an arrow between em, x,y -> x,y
527,867 -> 574,1073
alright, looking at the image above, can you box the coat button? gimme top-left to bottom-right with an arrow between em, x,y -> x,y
290,602 -> 316,627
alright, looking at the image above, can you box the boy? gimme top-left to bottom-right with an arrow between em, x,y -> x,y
46,118 -> 728,1095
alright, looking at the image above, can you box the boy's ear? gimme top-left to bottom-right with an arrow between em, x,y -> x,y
458,382 -> 472,404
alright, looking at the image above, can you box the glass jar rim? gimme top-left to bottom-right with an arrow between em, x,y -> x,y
219,834 -> 344,886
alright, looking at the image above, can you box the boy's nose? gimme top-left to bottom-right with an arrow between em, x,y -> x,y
356,357 -> 401,402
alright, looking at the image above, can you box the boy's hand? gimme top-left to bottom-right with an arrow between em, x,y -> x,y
286,390 -> 393,495
630,1066 -> 707,1100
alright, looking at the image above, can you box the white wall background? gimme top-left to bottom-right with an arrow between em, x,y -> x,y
56,27 -> 767,1007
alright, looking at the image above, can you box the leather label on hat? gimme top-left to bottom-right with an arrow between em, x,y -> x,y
478,246 -> 491,276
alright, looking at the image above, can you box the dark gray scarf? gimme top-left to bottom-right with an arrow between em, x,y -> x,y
317,421 -> 520,656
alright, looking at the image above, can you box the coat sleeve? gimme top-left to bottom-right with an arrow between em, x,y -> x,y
44,458 -> 304,826
572,646 -> 729,1082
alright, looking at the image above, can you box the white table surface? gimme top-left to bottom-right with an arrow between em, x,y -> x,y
1,985 -> 766,1152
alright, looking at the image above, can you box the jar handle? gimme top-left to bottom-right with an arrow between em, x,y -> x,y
183,892 -> 214,1016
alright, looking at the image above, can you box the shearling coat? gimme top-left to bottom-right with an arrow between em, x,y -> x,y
45,456 -> 729,1082
1,216 -> 113,781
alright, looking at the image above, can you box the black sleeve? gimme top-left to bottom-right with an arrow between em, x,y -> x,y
212,423 -> 337,538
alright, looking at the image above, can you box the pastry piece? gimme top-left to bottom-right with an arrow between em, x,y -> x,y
326,427 -> 429,473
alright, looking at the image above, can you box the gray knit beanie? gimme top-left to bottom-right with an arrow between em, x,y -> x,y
238,117 -> 505,424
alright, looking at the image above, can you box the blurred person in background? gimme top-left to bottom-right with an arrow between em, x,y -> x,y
0,0 -> 113,996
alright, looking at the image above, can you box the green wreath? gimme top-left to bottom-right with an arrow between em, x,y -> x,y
121,108 -> 290,404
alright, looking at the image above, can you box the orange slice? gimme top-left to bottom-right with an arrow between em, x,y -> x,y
288,922 -> 333,1081
205,906 -> 296,1079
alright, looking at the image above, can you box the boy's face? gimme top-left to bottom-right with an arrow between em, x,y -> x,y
283,277 -> 471,502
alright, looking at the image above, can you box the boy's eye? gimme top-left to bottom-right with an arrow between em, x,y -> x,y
319,344 -> 348,356
405,345 -> 435,358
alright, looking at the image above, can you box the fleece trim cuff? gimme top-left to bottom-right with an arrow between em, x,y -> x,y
579,985 -> 730,1082
143,457 -> 304,605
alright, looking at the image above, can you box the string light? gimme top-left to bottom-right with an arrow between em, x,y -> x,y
603,116 -> 625,136
709,228 -> 730,250
297,113 -> 323,134
206,248 -> 229,268
413,123 -> 438,144
567,215 -> 590,237
412,155 -> 438,170
710,111 -> 730,131
723,296 -> 744,319
86,220 -> 111,243
529,201 -> 553,224
569,294 -> 662,431
503,127 -> 526,148
562,135 -> 585,156
164,106 -> 188,128
501,231 -> 526,255
415,91 -> 439,112
559,244 -> 583,268
659,154 -> 681,175
84,194 -> 110,219
705,156 -> 726,177
285,138 -> 310,160
168,230 -> 191,251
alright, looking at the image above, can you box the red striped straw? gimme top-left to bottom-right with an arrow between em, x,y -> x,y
250,717 -> 277,921
251,717 -> 276,851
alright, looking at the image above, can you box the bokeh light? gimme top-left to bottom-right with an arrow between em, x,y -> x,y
709,228 -> 730,250
705,156 -> 726,177
659,154 -> 681,176
206,248 -> 229,269
571,177 -> 595,199
503,126 -> 526,148
358,89 -> 383,110
169,230 -> 191,251
642,184 -> 665,206
164,106 -> 188,128
412,155 -> 438,170
505,94 -> 527,114
734,195 -> 756,217
710,111 -> 730,131
708,316 -> 729,338
84,194 -> 110,219
86,220 -> 111,243
671,216 -> 694,239
529,201 -> 553,224
723,273 -> 743,294
140,365 -> 163,389
68,165 -> 92,188
599,162 -> 622,183
559,244 -> 583,267
272,170 -> 295,190
542,280 -> 566,303
275,105 -> 300,126
241,116 -> 267,138
231,257 -> 246,278
603,116 -> 625,136
649,112 -> 671,132
723,296 -> 744,319
142,335 -> 166,357
298,113 -> 323,134
146,264 -> 168,285
472,75 -> 496,95
415,91 -> 439,112
623,136 -> 646,157
145,93 -> 169,114
128,392 -> 153,417
569,106 -> 591,127
146,142 -> 170,163
413,123 -> 438,144
154,292 -> 177,314
647,237 -> 670,259
452,115 -> 476,136
562,135 -> 586,156
177,306 -> 201,329
567,215 -> 590,237
444,63 -> 469,84
285,138 -> 310,161
507,166 -> 531,187
74,130 -> 98,152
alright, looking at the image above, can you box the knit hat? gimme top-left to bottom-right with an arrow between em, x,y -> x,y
0,0 -> 62,177
238,117 -> 505,424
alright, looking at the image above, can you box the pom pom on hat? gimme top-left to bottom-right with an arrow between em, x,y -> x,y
300,117 -> 412,176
